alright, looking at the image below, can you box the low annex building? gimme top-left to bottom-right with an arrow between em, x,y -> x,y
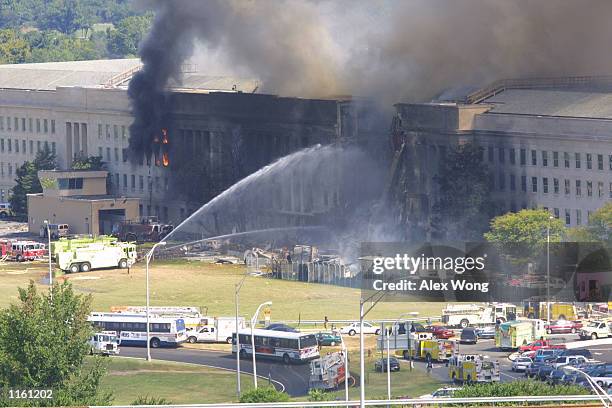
27,170 -> 139,236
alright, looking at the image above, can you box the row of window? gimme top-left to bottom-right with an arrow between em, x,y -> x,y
0,139 -> 56,155
548,208 -> 590,227
92,320 -> 172,333
492,173 -> 612,198
109,173 -> 169,193
0,116 -> 55,134
486,147 -> 612,171
98,123 -> 127,141
139,204 -> 170,222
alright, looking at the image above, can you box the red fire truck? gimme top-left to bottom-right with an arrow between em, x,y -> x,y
5,240 -> 47,261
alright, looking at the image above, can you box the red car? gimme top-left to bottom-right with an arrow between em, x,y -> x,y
426,325 -> 455,339
545,320 -> 582,334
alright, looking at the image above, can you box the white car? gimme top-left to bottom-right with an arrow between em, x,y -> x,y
339,322 -> 380,336
511,357 -> 533,372
552,355 -> 588,369
419,387 -> 461,399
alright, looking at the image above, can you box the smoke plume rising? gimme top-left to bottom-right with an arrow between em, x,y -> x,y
129,0 -> 612,157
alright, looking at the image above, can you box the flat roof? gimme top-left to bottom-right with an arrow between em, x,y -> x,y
237,328 -> 313,339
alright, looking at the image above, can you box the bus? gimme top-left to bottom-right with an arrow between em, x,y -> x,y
232,329 -> 320,364
88,312 -> 187,348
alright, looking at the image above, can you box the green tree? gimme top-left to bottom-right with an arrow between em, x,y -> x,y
106,14 -> 152,57
39,0 -> 90,34
239,386 -> 290,403
0,29 -> 31,63
484,209 -> 566,263
0,281 -> 112,406
432,142 -> 494,240
71,155 -> 106,170
453,380 -> 589,401
9,145 -> 56,215
568,202 -> 611,246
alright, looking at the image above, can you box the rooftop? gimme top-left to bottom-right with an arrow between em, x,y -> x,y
0,59 -> 260,93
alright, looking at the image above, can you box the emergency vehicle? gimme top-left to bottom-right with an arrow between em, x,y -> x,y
56,240 -> 136,272
309,351 -> 348,390
379,331 -> 456,362
448,354 -> 500,383
420,338 -> 458,362
442,303 -> 517,328
495,319 -> 547,350
3,240 -> 47,261
88,331 -> 120,355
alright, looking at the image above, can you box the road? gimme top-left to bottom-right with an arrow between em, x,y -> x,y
120,346 -> 311,396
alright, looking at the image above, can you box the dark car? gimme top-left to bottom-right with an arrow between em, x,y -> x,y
426,325 -> 455,339
266,323 -> 299,332
525,358 -> 555,378
460,328 -> 478,344
537,364 -> 556,381
548,366 -> 573,385
375,357 -> 400,372
558,348 -> 593,360
316,332 -> 342,346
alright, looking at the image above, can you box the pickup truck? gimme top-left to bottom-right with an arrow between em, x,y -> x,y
518,339 -> 566,353
579,320 -> 611,340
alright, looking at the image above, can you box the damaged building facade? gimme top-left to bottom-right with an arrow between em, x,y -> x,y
391,76 -> 612,239
0,59 -> 379,230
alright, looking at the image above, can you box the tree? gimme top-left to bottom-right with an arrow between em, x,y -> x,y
568,202 -> 611,246
0,282 -> 112,406
0,29 -> 31,63
71,155 -> 106,170
9,145 -> 56,215
453,380 -> 588,400
432,142 -> 494,240
239,387 -> 290,403
484,209 -> 566,263
107,14 -> 152,57
39,0 -> 90,34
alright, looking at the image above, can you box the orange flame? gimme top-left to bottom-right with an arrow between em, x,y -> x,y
162,152 -> 169,167
161,128 -> 169,144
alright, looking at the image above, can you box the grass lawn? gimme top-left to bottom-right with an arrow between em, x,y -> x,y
101,357 -> 252,404
0,260 -> 445,321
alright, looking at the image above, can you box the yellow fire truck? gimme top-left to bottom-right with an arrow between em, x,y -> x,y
420,339 -> 457,362
448,354 -> 500,384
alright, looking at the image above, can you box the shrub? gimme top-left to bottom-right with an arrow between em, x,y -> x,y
239,386 -> 290,403
131,395 -> 172,405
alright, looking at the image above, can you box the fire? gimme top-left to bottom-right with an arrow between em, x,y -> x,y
162,152 -> 169,167
161,128 -> 169,144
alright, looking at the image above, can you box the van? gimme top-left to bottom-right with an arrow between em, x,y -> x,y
0,203 -> 12,218
41,223 -> 70,239
460,328 -> 478,344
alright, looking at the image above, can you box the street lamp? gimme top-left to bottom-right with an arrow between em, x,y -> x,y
251,301 -> 272,388
358,292 -> 386,408
145,241 -> 166,362
43,220 -> 52,298
235,273 -> 248,398
547,215 -> 553,323
564,366 -> 611,407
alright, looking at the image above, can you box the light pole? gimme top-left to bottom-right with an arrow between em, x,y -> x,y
251,301 -> 272,388
145,241 -> 166,362
547,215 -> 553,323
341,335 -> 349,402
235,273 -> 248,398
359,292 -> 386,408
43,220 -> 52,298
385,327 -> 391,401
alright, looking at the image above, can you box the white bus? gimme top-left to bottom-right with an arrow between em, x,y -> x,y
88,312 -> 187,348
232,328 -> 320,364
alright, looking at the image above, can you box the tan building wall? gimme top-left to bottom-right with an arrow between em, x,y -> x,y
38,170 -> 108,197
27,194 -> 139,235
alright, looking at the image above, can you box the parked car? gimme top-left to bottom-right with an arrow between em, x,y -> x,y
545,320 -> 582,334
340,322 -> 380,336
558,348 -> 593,360
533,348 -> 564,363
316,332 -> 342,346
548,366 -> 574,385
374,357 -> 400,372
552,355 -> 589,369
511,357 -> 533,372
579,320 -> 612,340
476,326 -> 496,339
518,339 -> 565,353
0,202 -> 12,218
266,323 -> 299,332
459,328 -> 478,344
537,363 -> 556,381
525,358 -> 555,378
585,365 -> 612,388
426,325 -> 455,339
419,387 -> 462,399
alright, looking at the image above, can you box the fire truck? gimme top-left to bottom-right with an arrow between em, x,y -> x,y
114,217 -> 173,242
448,354 -> 500,384
442,303 -> 517,328
495,319 -> 547,350
378,331 -> 456,362
56,241 -> 137,273
309,352 -> 348,390
1,240 -> 47,261
420,338 -> 458,362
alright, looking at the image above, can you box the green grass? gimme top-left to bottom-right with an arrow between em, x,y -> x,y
0,260 -> 445,321
101,357 -> 252,404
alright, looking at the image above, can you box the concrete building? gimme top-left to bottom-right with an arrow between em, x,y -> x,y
0,59 -> 372,230
392,76 -> 612,237
27,170 -> 139,235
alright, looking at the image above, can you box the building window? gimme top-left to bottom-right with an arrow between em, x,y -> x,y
575,153 -> 581,169
123,174 -> 128,189
510,174 -> 516,191
98,124 -> 102,139
51,120 -> 55,134
576,209 -> 582,225
520,148 -> 526,165
58,178 -> 83,189
106,147 -> 111,161
597,154 -> 603,170
488,147 -> 494,163
113,125 -> 119,139
576,180 -> 581,196
597,181 -> 603,198
43,119 -> 48,133
122,125 -> 126,139
115,173 -> 119,188
609,155 -> 612,170
586,153 -> 592,169
106,124 -> 110,140
21,118 -> 25,132
7,139 -> 11,153
51,142 -> 56,154
521,175 -> 527,192
139,204 -> 143,216
98,147 -> 103,157
114,148 -> 119,162
6,117 -> 10,131
0,139 -> 3,152
35,119 -> 40,133
155,176 -> 160,191
22,140 -> 25,154
14,117 -> 18,131
37,141 -> 41,152
609,182 -> 612,198
542,151 -> 548,167
564,209 -> 571,226
554,208 -> 560,218
564,179 -> 570,195
531,150 -> 537,166
499,173 -> 505,190
163,206 -> 168,221
27,118 -> 32,132
0,116 -> 3,130
587,181 -> 592,197
139,175 -> 144,190
531,177 -> 537,192
553,178 -> 559,194
564,152 -> 570,168
29,140 -> 33,154
509,148 -> 516,165
8,163 -> 12,176
14,139 -> 18,153
498,147 -> 505,163
131,175 -> 136,190
542,177 -> 548,193
122,148 -> 128,162
553,151 -> 559,167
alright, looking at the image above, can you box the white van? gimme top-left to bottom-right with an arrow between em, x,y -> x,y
89,332 -> 120,355
40,223 -> 69,239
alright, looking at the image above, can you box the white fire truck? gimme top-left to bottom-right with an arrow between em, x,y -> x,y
442,303 -> 517,328
88,331 -> 120,355
309,351 -> 348,390
56,241 -> 136,273
448,354 -> 500,383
